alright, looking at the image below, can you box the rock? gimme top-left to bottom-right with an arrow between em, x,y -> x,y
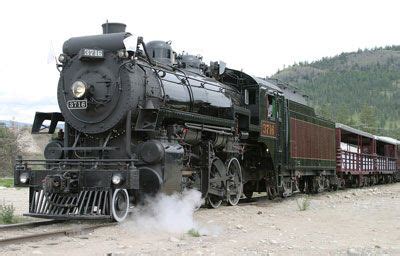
345,195 -> 351,199
347,248 -> 361,256
32,251 -> 43,255
236,224 -> 243,229
169,237 -> 180,242
257,211 -> 263,215
269,239 -> 279,245
259,239 -> 266,243
177,242 -> 187,247
229,239 -> 237,243
7,246 -> 20,251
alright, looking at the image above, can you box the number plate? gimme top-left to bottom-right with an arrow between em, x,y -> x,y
260,121 -> 276,138
67,99 -> 87,110
79,48 -> 104,60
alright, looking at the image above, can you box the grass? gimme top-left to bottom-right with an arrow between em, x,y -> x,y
0,201 -> 28,224
0,178 -> 13,188
296,196 -> 311,211
187,228 -> 201,237
0,202 -> 15,224
0,215 -> 27,224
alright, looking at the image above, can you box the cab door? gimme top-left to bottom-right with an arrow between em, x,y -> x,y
259,89 -> 285,167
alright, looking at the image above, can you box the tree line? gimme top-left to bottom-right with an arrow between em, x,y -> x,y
273,46 -> 400,139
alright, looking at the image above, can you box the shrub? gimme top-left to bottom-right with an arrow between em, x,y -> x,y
296,197 -> 311,211
0,202 -> 15,224
187,228 -> 201,237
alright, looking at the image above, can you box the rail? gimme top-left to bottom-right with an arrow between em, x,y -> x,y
0,222 -> 116,246
0,220 -> 64,231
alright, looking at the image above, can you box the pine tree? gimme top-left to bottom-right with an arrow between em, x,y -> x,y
359,105 -> 377,134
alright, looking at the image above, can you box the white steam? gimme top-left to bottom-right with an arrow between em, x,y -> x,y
124,189 -> 208,234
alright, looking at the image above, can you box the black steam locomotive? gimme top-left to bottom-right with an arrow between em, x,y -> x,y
14,23 -> 400,221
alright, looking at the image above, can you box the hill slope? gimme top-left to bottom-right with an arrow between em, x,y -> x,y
273,46 -> 400,139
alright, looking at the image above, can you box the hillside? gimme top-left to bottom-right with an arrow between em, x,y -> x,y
273,46 -> 400,139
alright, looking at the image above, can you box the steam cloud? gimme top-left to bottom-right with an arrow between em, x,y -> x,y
124,189 -> 211,234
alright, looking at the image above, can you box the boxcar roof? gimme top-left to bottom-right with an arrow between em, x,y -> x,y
374,136 -> 400,145
335,123 -> 374,139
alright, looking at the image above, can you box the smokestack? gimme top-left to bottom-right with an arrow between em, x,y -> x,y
102,22 -> 126,34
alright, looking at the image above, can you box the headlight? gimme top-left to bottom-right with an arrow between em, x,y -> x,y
58,54 -> 66,63
71,80 -> 87,98
112,174 -> 123,185
19,173 -> 29,184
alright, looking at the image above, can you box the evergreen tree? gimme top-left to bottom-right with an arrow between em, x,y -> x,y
273,47 -> 400,139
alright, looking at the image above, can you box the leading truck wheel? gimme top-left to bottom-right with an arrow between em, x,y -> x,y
111,189 -> 129,222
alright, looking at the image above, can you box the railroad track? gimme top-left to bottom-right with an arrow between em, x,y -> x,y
0,219 -> 64,231
0,220 -> 116,247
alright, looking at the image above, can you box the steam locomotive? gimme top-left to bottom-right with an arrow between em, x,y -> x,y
14,23 -> 400,222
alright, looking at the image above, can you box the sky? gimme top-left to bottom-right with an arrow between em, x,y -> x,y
1,0 -> 400,123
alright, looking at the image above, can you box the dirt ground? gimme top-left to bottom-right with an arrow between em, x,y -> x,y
1,183 -> 400,256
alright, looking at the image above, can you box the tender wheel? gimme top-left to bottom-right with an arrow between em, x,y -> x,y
324,177 -> 331,191
312,176 -> 324,193
111,189 -> 129,222
226,158 -> 243,206
244,191 -> 253,199
267,185 -> 278,200
280,177 -> 293,197
243,182 -> 254,199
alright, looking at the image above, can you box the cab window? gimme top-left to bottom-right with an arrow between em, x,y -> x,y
266,95 -> 275,120
248,90 -> 256,105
